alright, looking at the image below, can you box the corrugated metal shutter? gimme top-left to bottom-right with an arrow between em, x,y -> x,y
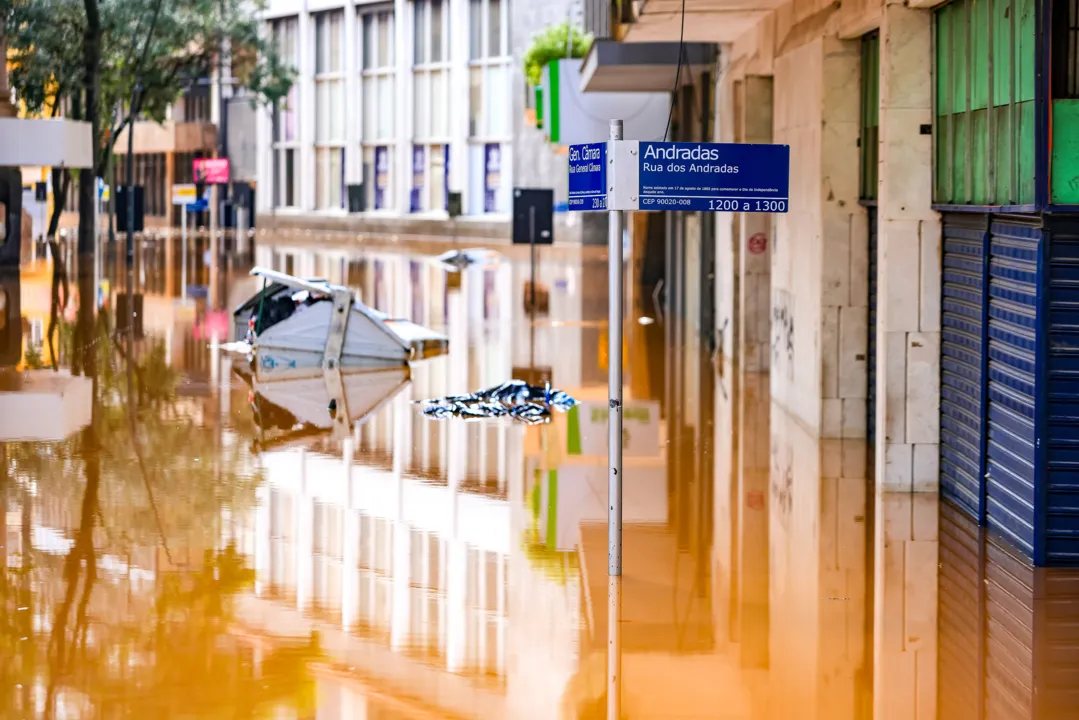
985,218 -> 1041,559
938,502 -> 985,720
941,213 -> 990,518
867,206 -> 878,470
1043,216 -> 1079,566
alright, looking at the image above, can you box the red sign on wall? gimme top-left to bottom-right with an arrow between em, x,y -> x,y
748,232 -> 768,255
193,157 -> 230,184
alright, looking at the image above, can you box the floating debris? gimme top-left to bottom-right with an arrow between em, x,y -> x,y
418,380 -> 578,425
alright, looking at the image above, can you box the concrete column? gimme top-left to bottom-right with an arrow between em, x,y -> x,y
395,0 -> 411,214
298,10 -> 316,211
739,76 -> 774,375
873,493 -> 938,720
345,1 -> 360,186
876,2 -> 940,492
448,0 -> 469,203
772,36 -> 865,441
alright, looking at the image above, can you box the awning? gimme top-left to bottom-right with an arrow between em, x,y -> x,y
580,40 -> 718,94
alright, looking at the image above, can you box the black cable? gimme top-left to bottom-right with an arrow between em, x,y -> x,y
661,0 -> 687,141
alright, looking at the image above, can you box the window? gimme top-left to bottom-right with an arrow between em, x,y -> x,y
412,0 -> 451,212
360,8 -> 396,211
1050,0 -> 1079,203
859,32 -> 879,203
182,87 -> 211,124
933,0 -> 1035,205
113,153 -> 166,216
468,0 -> 508,139
272,17 -> 300,208
467,0 -> 508,214
315,11 -> 346,210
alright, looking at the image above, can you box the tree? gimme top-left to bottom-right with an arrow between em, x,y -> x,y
522,22 -> 593,87
4,0 -> 295,254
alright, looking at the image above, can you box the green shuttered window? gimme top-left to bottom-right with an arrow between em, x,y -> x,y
1051,0 -> 1079,203
860,32 -> 880,203
934,0 -> 1036,206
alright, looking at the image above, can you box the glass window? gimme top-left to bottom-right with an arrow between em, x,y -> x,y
378,76 -> 394,138
430,70 -> 446,137
430,0 -> 444,62
413,72 -> 430,137
361,9 -> 397,210
488,0 -> 501,57
484,65 -> 506,136
467,0 -> 509,141
363,15 -> 375,70
469,0 -> 482,60
316,12 -> 343,74
413,1 -> 427,64
285,149 -> 295,206
469,67 -> 482,136
379,12 -> 394,65
316,147 -> 344,209
272,16 -> 300,210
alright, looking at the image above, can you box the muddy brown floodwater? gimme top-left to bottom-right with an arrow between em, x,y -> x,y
0,237 -> 1076,719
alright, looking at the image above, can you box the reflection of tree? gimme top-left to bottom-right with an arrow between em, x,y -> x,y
0,261 -> 316,717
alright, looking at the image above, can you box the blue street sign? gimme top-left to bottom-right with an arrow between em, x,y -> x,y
186,198 -> 208,212
568,142 -> 607,211
638,142 -> 790,212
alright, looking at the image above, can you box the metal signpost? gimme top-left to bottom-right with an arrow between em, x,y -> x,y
568,120 -> 790,719
173,184 -> 199,301
511,188 -> 554,313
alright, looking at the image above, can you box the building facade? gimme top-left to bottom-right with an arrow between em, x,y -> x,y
579,0 -> 1077,572
257,0 -> 556,241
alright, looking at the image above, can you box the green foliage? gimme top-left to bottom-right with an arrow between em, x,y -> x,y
5,0 -> 296,170
522,22 -> 593,87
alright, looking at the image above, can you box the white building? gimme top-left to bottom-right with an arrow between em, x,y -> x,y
256,0 -> 516,237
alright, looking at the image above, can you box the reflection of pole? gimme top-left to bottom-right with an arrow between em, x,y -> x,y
607,575 -> 622,720
529,206 -> 536,311
181,209 -> 188,301
608,119 -> 624,576
210,184 -> 218,308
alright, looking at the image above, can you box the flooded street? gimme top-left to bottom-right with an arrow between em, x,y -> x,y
0,236 -> 1074,720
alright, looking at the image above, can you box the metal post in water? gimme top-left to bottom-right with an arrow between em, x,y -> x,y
181,208 -> 188,301
607,118 -> 624,577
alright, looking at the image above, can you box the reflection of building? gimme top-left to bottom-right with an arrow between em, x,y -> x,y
233,245 -> 537,717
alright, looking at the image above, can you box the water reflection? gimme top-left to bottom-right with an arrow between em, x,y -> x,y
1,236 -> 1079,718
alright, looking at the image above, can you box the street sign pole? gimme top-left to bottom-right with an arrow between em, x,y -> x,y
608,118 -> 624,580
181,208 -> 188,301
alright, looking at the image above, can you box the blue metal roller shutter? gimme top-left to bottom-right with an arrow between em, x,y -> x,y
941,213 -> 990,518
1044,216 -> 1079,565
937,502 -> 985,720
867,206 -> 878,470
985,218 -> 1041,559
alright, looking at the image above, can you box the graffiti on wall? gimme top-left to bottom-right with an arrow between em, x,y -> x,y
772,289 -> 795,380
771,441 -> 793,528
